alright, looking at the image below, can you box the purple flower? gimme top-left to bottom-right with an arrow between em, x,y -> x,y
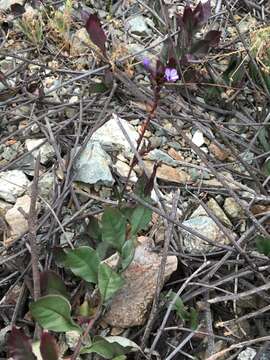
164,68 -> 179,82
143,58 -> 150,67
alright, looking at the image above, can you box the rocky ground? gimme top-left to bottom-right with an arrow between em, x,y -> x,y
1,0 -> 270,359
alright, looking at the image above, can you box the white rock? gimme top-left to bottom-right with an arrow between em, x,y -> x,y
192,129 -> 205,147
0,170 -> 30,203
126,15 -> 153,35
4,195 -> 32,245
237,348 -> 256,360
182,216 -> 231,253
25,139 -> 55,164
91,114 -> 139,157
114,160 -> 137,182
73,142 -> 114,186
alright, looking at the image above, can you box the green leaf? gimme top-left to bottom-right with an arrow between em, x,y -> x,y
102,207 -> 127,251
263,158 -> 270,176
87,216 -> 102,241
189,307 -> 199,330
80,336 -> 139,359
165,291 -> 190,321
98,263 -> 124,302
61,246 -> 100,283
89,82 -> 108,94
258,127 -> 270,152
113,356 -> 127,360
120,239 -> 135,270
40,270 -> 69,300
130,206 -> 152,235
30,295 -> 82,333
256,235 -> 270,256
97,241 -> 110,260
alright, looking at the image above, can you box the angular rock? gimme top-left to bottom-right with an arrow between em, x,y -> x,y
103,237 -> 177,328
224,197 -> 243,219
192,129 -> 205,147
0,170 -> 30,203
145,149 -> 178,166
168,148 -> 184,161
4,195 -> 35,246
144,161 -> 190,184
182,216 -> 231,253
191,198 -> 232,228
114,160 -> 137,182
25,139 -> 55,164
38,172 -> 54,201
91,114 -> 139,157
126,15 -> 153,35
209,142 -> 229,161
73,142 -> 114,186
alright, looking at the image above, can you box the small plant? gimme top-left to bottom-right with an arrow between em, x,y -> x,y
48,0 -> 73,49
8,174 -> 153,358
17,8 -> 44,48
164,291 -> 199,330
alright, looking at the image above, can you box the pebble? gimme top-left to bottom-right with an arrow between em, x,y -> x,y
182,216 -> 231,253
25,139 -> 55,164
224,197 -> 243,219
237,348 -> 256,360
0,170 -> 30,203
192,129 -> 205,147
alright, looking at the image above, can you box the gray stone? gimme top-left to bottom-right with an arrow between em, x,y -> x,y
25,139 -> 55,164
38,172 -> 54,201
145,149 -> 178,166
73,142 -> 114,186
237,348 -> 256,360
182,216 -> 231,253
0,170 -> 30,203
126,15 -> 153,35
91,114 -> 139,157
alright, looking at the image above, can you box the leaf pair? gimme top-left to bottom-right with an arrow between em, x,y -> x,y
8,328 -> 58,360
174,0 -> 221,62
57,245 -> 124,302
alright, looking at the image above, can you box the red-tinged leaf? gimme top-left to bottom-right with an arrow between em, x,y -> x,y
182,6 -> 194,29
8,327 -> 36,360
85,14 -> 107,55
40,332 -> 59,360
193,0 -> 211,27
204,30 -> 221,46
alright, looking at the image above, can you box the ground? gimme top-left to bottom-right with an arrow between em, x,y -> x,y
0,0 -> 270,359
